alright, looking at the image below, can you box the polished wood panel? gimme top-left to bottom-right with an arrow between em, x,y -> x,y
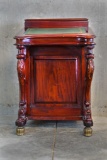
34,58 -> 77,103
30,104 -> 81,117
25,18 -> 88,31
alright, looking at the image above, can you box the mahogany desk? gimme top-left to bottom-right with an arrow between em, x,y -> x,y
14,18 -> 96,136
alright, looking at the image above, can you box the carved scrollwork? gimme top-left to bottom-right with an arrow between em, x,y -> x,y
16,101 -> 27,127
83,45 -> 94,127
83,101 -> 93,127
17,46 -> 26,102
15,104 -> 27,127
17,59 -> 25,85
87,56 -> 94,80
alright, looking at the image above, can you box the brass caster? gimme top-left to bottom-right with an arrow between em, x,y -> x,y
16,127 -> 25,136
84,127 -> 92,137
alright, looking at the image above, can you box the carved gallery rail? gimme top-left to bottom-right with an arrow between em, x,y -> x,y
14,18 -> 96,136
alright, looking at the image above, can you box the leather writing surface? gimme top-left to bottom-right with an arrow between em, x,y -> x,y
25,27 -> 86,35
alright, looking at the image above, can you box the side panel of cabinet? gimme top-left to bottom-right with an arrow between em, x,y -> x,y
30,46 -> 82,118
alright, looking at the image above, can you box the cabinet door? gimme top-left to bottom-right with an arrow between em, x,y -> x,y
30,46 -> 82,118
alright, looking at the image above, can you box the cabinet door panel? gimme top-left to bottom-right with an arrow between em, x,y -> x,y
34,58 -> 77,103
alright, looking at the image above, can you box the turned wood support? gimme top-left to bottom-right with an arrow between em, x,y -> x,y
15,45 -> 27,127
83,45 -> 94,127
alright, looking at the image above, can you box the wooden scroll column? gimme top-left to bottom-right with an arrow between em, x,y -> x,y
83,45 -> 94,130
15,45 -> 27,134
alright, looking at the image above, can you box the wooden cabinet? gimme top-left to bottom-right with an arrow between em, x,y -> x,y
14,18 -> 96,136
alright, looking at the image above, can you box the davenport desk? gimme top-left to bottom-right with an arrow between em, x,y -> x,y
14,18 -> 96,136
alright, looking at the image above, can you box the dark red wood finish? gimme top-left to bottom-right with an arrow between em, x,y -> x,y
14,18 -> 95,128
25,18 -> 88,31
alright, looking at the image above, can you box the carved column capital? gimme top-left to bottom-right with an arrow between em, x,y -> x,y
16,45 -> 26,60
16,45 -> 25,50
87,45 -> 95,49
86,45 -> 95,54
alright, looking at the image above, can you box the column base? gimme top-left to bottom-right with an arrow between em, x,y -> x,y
16,127 -> 25,136
84,127 -> 92,137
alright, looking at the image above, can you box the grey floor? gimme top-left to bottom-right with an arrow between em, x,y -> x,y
0,115 -> 107,160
